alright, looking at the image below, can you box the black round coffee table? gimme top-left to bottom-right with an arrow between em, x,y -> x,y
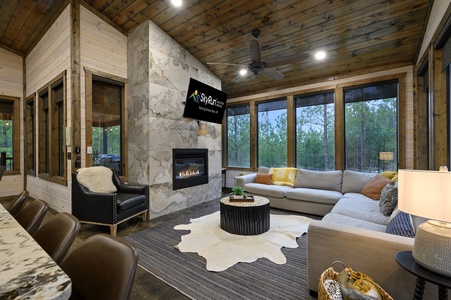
220,196 -> 270,235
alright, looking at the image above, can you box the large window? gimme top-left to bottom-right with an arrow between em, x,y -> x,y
0,97 -> 19,172
257,99 -> 287,167
226,105 -> 250,167
25,96 -> 35,176
38,73 -> 66,182
344,81 -> 398,172
295,92 -> 335,170
90,76 -> 123,175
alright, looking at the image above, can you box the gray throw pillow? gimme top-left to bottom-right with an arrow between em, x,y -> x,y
379,183 -> 398,216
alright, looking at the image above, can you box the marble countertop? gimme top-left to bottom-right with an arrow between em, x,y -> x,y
0,204 -> 71,299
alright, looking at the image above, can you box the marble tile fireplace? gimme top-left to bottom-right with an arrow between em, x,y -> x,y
173,148 -> 208,190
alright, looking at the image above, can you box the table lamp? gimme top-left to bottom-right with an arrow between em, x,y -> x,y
398,169 -> 451,277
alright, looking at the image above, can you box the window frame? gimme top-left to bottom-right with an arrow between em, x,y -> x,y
25,94 -> 36,176
85,68 -> 128,179
37,71 -> 67,185
0,95 -> 20,175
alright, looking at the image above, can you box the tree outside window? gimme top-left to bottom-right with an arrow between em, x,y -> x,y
226,105 -> 250,167
257,99 -> 287,167
344,81 -> 398,172
295,92 -> 335,170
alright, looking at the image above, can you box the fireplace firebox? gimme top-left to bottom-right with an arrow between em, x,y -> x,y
172,148 -> 208,190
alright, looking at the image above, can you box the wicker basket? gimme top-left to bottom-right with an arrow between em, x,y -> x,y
318,262 -> 393,300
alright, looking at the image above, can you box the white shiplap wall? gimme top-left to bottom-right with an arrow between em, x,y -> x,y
25,6 -> 72,212
79,6 -> 127,166
0,48 -> 24,196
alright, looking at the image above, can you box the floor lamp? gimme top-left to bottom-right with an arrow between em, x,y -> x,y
379,152 -> 394,171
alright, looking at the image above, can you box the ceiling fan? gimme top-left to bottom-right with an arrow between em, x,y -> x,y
207,29 -> 309,81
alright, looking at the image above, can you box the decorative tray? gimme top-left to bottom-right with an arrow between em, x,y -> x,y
229,195 -> 254,202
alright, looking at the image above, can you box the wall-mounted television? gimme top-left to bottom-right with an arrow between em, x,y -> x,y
182,78 -> 228,124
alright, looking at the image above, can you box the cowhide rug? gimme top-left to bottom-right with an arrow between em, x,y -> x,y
174,211 -> 312,272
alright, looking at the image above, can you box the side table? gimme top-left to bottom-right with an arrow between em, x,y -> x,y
395,251 -> 451,300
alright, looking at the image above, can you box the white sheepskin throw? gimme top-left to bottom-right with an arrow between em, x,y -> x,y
76,166 -> 117,193
174,212 -> 312,272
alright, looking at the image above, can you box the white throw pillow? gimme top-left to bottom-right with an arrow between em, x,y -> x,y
76,166 -> 117,193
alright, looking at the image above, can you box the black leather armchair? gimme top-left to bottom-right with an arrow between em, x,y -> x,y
72,170 -> 148,236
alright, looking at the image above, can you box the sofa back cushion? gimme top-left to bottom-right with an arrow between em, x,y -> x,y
341,170 -> 376,193
294,169 -> 343,192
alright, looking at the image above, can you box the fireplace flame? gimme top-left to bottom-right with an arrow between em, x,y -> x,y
179,170 -> 200,177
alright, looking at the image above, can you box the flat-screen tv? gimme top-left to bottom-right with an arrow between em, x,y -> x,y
182,78 -> 228,124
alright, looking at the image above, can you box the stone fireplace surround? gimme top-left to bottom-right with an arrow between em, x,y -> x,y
127,20 -> 222,220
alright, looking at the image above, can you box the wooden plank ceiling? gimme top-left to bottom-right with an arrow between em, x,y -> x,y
0,0 -> 432,98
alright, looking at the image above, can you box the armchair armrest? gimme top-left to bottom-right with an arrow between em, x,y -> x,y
235,173 -> 257,188
112,170 -> 149,195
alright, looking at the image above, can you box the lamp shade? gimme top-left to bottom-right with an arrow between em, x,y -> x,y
398,169 -> 451,223
379,152 -> 394,161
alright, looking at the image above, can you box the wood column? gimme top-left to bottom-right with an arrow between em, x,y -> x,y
71,0 -> 81,171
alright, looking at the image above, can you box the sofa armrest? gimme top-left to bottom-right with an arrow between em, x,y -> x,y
307,220 -> 434,300
235,173 -> 257,188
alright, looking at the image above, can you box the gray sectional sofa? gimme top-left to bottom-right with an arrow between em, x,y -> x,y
236,168 -> 435,299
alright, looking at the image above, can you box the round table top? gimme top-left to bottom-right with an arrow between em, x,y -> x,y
220,196 -> 269,207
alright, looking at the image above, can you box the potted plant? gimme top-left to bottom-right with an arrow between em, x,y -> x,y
230,186 -> 245,200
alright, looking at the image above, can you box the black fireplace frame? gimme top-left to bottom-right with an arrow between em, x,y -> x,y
172,148 -> 208,190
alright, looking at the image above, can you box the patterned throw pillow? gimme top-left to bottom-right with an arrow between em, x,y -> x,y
385,211 -> 415,238
379,183 -> 398,216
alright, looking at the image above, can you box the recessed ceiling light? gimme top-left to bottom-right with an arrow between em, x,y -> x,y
314,51 -> 326,60
239,69 -> 248,76
171,0 -> 182,7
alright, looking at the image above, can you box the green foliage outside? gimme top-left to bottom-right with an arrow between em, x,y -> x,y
226,97 -> 397,173
0,120 -> 13,169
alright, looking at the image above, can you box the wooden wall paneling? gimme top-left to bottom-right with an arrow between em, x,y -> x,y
286,95 -> 295,167
334,87 -> 344,171
433,48 -> 449,169
85,71 -> 92,167
398,76 -> 407,169
414,70 -> 430,170
71,0 -> 81,172
249,102 -> 256,171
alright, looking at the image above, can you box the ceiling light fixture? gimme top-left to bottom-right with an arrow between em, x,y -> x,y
239,69 -> 248,76
314,51 -> 326,60
171,0 -> 182,7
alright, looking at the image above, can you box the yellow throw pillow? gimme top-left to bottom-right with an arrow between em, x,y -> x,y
381,171 -> 397,180
269,167 -> 297,187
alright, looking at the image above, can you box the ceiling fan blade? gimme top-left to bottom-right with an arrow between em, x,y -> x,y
266,52 -> 309,68
206,62 -> 247,67
250,38 -> 261,63
259,68 -> 284,80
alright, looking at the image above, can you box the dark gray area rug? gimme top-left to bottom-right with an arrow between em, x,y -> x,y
125,204 -> 315,300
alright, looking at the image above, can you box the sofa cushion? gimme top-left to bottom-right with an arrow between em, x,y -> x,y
379,183 -> 398,216
76,166 -> 117,193
385,212 -> 415,238
361,175 -> 393,200
255,173 -> 272,184
258,166 -> 270,174
321,213 -> 387,232
342,170 -> 377,194
332,193 -> 391,225
294,169 -> 342,192
286,188 -> 342,205
244,183 -> 293,198
269,167 -> 297,186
